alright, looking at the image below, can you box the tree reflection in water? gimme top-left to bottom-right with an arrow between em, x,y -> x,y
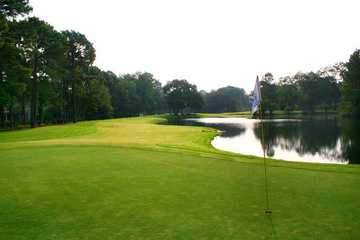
180,116 -> 359,164
339,119 -> 360,164
252,117 -> 359,164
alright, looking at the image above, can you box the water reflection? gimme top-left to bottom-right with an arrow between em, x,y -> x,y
340,119 -> 360,164
183,117 -> 360,164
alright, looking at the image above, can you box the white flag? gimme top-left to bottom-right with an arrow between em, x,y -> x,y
250,76 -> 261,116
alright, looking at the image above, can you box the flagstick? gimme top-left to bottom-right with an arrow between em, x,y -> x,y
259,90 -> 272,215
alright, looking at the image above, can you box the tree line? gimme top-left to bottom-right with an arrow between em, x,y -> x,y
258,70 -> 341,114
0,1 -> 250,129
201,86 -> 249,113
1,1 -> 359,129
257,51 -> 360,118
0,1 -> 188,128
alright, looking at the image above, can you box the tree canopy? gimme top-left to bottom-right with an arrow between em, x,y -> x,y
202,86 -> 249,113
341,49 -> 360,117
257,70 -> 341,115
163,79 -> 203,115
0,0 -> 32,17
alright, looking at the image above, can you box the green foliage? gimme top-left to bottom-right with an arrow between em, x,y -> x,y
0,0 -> 32,17
62,30 -> 96,123
341,49 -> 360,117
13,17 -> 65,127
81,67 -> 113,120
296,72 -> 340,113
113,74 -> 141,116
0,3 -> 171,128
260,74 -> 277,114
202,86 -> 249,113
103,72 -> 166,117
277,77 -> 299,112
257,71 -> 341,115
0,14 -> 8,47
134,72 -> 164,114
163,79 -> 204,115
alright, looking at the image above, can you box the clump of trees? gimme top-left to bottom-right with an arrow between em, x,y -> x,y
163,79 -> 203,115
201,86 -> 249,113
162,80 -> 250,115
106,72 -> 166,117
0,1 -> 170,129
258,49 -> 360,118
0,1 -> 108,128
341,49 -> 360,117
0,1 -> 221,129
258,70 -> 341,115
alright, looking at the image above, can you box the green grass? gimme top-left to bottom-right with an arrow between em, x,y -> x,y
0,121 -> 98,142
0,115 -> 359,239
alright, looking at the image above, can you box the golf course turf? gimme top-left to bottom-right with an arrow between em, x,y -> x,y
0,116 -> 359,239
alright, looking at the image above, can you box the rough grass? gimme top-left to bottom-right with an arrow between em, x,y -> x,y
0,115 -> 359,240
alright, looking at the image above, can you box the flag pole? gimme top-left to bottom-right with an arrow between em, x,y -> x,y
258,76 -> 271,215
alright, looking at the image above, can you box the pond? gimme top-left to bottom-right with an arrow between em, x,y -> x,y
181,116 -> 360,164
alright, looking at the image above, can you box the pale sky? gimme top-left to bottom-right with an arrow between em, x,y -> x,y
30,0 -> 360,92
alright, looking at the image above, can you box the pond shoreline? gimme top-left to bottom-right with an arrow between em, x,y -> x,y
178,116 -> 358,165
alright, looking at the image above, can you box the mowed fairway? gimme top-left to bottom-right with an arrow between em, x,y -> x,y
0,116 -> 360,240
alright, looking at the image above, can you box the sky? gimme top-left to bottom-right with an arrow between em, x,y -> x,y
29,0 -> 360,92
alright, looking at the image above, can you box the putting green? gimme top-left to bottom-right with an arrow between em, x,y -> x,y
0,116 -> 359,239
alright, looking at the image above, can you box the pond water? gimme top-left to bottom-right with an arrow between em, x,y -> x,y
182,116 -> 360,164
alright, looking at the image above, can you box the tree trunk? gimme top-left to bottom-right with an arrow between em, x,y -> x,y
70,65 -> 78,123
38,99 -> 43,125
31,55 -> 38,128
62,77 -> 67,123
22,94 -> 26,125
0,106 -> 4,129
71,76 -> 76,123
9,104 -> 14,129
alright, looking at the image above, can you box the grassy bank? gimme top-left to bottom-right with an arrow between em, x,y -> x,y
0,116 -> 359,240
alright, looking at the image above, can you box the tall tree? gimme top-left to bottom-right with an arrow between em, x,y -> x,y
295,72 -> 340,113
62,30 -> 95,122
163,79 -> 203,115
134,72 -> 164,114
14,17 -> 64,127
202,86 -> 249,113
0,0 -> 32,127
341,49 -> 360,117
277,76 -> 299,112
260,72 -> 277,114
80,66 -> 112,120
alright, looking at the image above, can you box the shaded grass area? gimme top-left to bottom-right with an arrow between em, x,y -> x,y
0,121 -> 97,142
0,116 -> 359,239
